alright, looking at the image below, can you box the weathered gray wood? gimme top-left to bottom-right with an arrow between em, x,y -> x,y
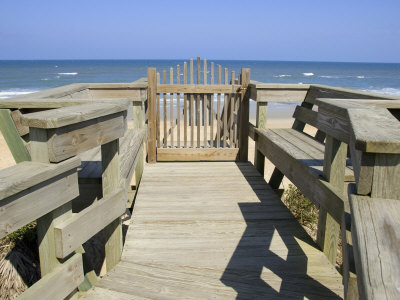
157,84 -> 240,94
371,153 -> 400,199
157,148 -> 239,161
177,65 -> 181,148
0,109 -> 31,163
254,102 -> 267,175
0,166 -> 79,239
147,68 -> 157,163
349,194 -> 400,300
317,106 -> 350,144
18,254 -> 84,300
184,62 -> 188,148
133,102 -> 144,188
83,162 -> 343,299
21,101 -> 129,129
317,135 -> 346,265
55,188 -> 127,258
10,109 -> 29,136
292,105 -> 318,128
239,69 -> 250,161
44,112 -> 126,163
0,157 -> 79,200
347,107 -> 400,154
256,128 -> 344,223
101,140 -> 123,272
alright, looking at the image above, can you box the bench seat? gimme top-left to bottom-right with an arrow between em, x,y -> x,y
262,128 -> 354,182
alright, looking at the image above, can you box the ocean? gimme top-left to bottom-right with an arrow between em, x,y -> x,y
1,60 -> 399,116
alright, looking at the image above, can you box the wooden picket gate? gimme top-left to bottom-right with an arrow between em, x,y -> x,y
147,57 -> 250,162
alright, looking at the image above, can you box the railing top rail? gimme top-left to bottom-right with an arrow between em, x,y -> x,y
0,97 -> 133,109
20,100 -> 130,129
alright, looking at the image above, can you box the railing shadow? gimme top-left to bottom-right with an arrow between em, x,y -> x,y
219,162 -> 342,299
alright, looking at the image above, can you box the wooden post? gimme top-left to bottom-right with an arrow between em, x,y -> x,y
0,109 -> 31,163
133,101 -> 144,188
30,128 -> 74,276
317,135 -> 346,264
101,140 -> 122,272
147,68 -> 157,163
239,68 -> 250,162
254,102 -> 267,175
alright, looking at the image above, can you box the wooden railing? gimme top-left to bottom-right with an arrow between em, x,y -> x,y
0,98 -> 145,298
147,57 -> 250,162
248,83 -> 400,300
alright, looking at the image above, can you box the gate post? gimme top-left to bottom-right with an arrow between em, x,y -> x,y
239,68 -> 250,162
147,68 -> 157,163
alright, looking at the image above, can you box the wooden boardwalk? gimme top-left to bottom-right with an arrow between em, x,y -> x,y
85,162 -> 343,299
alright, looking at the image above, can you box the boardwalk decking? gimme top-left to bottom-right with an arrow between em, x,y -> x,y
85,162 -> 343,299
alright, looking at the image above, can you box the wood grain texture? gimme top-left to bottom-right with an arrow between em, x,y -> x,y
239,69 -> 250,161
147,68 -> 157,163
21,101 -> 130,129
46,112 -> 127,163
18,254 -> 84,300
0,109 -> 31,163
55,188 -> 127,258
256,128 -> 345,224
102,140 -> 123,272
349,194 -> 400,300
0,169 -> 79,239
254,102 -> 267,175
0,157 -> 79,200
156,148 -> 239,161
83,162 -> 343,299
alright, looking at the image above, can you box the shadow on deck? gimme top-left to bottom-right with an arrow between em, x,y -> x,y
84,162 -> 343,299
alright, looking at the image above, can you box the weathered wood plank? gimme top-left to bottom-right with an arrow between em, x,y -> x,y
21,101 -> 129,129
349,194 -> 400,300
18,254 -> 84,300
0,168 -> 79,239
254,102 -> 267,175
156,84 -> 241,94
239,69 -> 250,161
55,188 -> 127,258
0,109 -> 31,163
45,112 -> 126,163
156,148 -> 239,161
102,140 -> 123,272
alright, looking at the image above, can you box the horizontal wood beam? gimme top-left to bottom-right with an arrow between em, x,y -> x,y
157,148 -> 239,161
21,101 -> 130,129
54,188 -> 127,258
43,112 -> 126,162
157,84 -> 241,94
18,253 -> 84,300
0,169 -> 79,239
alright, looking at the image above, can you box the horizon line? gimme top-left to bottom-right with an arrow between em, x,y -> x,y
0,58 -> 399,64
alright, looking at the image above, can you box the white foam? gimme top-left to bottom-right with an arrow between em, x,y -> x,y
320,75 -> 338,78
302,73 -> 314,76
0,90 -> 39,99
364,88 -> 400,96
57,72 -> 78,75
357,76 -> 365,79
274,74 -> 291,78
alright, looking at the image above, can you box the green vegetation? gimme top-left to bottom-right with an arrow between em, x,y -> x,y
0,222 -> 39,299
282,184 -> 318,239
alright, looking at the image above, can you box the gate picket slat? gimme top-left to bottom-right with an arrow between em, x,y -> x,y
210,62 -> 214,147
156,72 -> 160,148
190,59 -> 194,148
230,71 -> 235,148
163,70 -> 167,148
170,68 -> 174,148
184,62 -> 188,148
217,65 -> 221,148
177,65 -> 181,148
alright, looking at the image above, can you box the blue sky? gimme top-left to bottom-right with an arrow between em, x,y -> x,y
1,0 -> 399,62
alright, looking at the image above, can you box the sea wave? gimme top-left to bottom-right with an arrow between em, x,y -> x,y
302,73 -> 314,76
364,88 -> 400,96
274,74 -> 291,78
57,72 -> 78,75
0,89 -> 39,99
356,76 -> 365,79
